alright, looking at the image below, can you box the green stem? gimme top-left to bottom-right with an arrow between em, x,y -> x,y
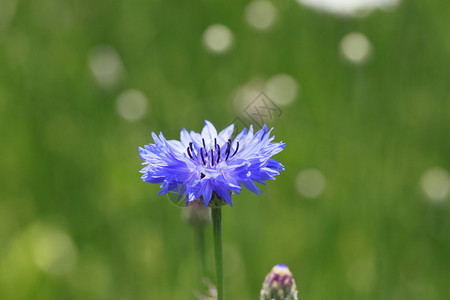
212,207 -> 224,300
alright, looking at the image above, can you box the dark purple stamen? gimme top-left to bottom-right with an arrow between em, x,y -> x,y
187,147 -> 193,159
200,148 -> 206,165
216,144 -> 221,163
230,142 -> 239,158
201,173 -> 205,179
202,138 -> 208,160
188,137 -> 239,165
225,139 -> 232,160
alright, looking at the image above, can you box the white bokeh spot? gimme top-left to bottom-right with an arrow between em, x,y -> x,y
340,32 -> 372,64
203,24 -> 234,54
420,167 -> 450,203
265,74 -> 299,105
116,89 -> 149,121
297,0 -> 401,17
233,78 -> 266,111
88,45 -> 125,89
296,168 -> 326,198
245,0 -> 278,31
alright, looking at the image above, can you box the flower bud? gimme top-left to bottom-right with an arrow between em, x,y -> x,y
183,199 -> 212,228
260,264 -> 298,300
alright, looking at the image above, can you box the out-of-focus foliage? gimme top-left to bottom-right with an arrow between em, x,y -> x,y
0,0 -> 449,299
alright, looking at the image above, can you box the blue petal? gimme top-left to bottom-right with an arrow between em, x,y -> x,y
267,159 -> 285,171
218,123 -> 234,144
189,131 -> 203,147
201,120 -> 218,145
177,185 -> 186,201
213,181 -> 233,206
202,181 -> 213,206
241,179 -> 260,195
151,132 -> 161,145
180,128 -> 191,147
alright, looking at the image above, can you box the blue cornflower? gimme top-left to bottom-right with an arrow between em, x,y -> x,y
139,120 -> 285,206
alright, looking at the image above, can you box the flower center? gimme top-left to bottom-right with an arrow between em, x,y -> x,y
186,138 -> 239,167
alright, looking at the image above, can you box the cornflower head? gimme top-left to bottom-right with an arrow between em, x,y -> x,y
260,264 -> 298,300
139,120 -> 285,206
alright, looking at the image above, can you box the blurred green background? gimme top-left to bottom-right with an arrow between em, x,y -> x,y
1,0 -> 449,299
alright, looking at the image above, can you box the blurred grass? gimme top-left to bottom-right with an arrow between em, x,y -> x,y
0,0 -> 449,299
